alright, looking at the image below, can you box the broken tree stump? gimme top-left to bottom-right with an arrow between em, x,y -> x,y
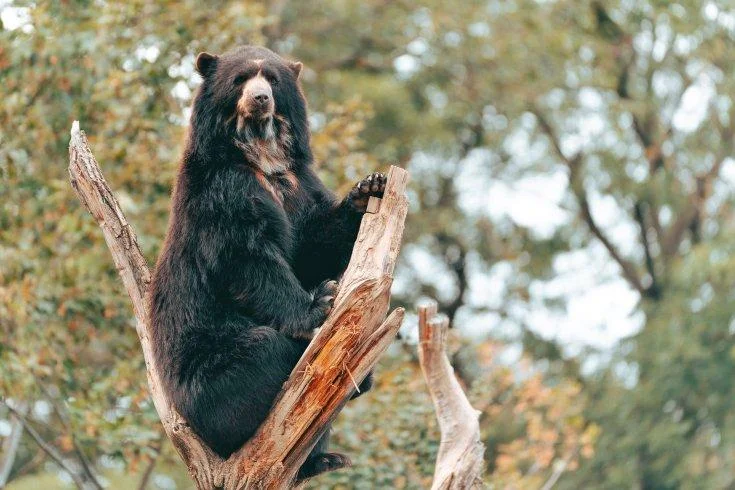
417,300 -> 485,489
68,121 -> 409,489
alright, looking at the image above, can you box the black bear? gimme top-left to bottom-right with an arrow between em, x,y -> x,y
149,45 -> 385,480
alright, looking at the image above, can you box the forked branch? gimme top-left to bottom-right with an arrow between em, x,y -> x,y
68,121 -> 408,489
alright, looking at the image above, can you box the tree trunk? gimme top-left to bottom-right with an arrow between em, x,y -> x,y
68,122 -> 408,489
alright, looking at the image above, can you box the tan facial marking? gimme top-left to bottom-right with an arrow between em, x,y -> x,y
236,72 -> 273,121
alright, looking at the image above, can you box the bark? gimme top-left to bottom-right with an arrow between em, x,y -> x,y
68,122 -> 408,489
417,300 -> 485,489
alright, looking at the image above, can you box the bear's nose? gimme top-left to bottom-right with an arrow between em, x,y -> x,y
254,93 -> 270,105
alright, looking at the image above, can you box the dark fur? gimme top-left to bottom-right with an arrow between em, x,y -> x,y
149,46 -> 383,480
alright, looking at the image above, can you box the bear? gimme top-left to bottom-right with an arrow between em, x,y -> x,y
148,45 -> 386,481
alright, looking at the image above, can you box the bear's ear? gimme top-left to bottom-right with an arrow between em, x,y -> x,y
195,52 -> 218,77
289,61 -> 303,79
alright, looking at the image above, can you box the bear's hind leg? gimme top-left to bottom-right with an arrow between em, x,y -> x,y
296,427 -> 351,483
176,324 -> 306,458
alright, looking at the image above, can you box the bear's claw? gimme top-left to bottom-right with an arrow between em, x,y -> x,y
348,172 -> 386,212
310,279 -> 338,325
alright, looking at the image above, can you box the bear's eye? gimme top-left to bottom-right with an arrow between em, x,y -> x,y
233,74 -> 248,86
262,72 -> 278,86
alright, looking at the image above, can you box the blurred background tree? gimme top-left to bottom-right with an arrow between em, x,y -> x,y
1,0 -> 734,488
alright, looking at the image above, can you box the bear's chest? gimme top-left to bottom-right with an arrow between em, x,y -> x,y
253,169 -> 303,212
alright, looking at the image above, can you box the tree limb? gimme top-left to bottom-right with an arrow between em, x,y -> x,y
532,109 -> 649,297
435,232 -> 468,325
0,400 -> 87,490
39,384 -> 102,490
532,108 -> 581,168
136,439 -> 163,490
577,194 -> 648,296
68,122 -> 408,489
539,446 -> 579,490
660,119 -> 734,257
605,5 -> 726,259
417,300 -> 484,490
0,401 -> 27,488
633,201 -> 660,299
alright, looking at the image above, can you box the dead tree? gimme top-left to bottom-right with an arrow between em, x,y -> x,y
418,300 -> 485,489
68,121 -> 408,489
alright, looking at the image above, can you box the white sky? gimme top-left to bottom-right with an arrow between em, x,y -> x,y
0,2 -> 31,32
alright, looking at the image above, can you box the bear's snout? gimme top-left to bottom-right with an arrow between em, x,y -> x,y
238,74 -> 274,119
253,92 -> 270,105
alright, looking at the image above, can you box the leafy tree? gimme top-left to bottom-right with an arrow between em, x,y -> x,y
5,0 -> 734,488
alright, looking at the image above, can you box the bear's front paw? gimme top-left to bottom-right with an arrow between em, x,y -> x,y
347,172 -> 386,213
309,279 -> 338,326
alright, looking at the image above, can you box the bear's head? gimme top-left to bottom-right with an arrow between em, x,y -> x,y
190,45 -> 311,166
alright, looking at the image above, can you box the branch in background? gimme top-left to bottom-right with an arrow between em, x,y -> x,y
660,196 -> 698,258
8,447 -> 45,483
602,0 -> 729,261
634,201 -> 661,299
39,384 -> 102,490
435,232 -> 468,325
593,1 -> 625,45
629,66 -> 694,177
318,36 -> 395,73
539,446 -> 580,490
661,115 -> 735,258
531,108 -> 581,168
648,198 -> 664,249
136,438 -> 163,490
68,122 -> 408,488
459,119 -> 485,160
417,300 -> 484,489
532,108 -> 649,297
430,112 -> 484,325
0,401 -> 28,488
577,194 -> 648,297
0,400 -> 87,490
605,0 -> 670,176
